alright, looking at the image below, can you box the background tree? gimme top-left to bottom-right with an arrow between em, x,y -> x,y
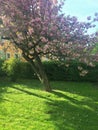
0,0 -> 98,91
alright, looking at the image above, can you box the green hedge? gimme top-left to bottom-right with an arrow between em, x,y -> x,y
18,61 -> 37,79
0,59 -> 6,77
43,61 -> 98,82
2,58 -> 21,81
1,59 -> 98,82
43,61 -> 67,81
1,58 -> 37,81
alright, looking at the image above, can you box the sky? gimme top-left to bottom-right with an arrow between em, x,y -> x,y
62,0 -> 98,33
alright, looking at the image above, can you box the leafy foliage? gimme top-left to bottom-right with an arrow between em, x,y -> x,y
1,59 -> 98,82
0,59 -> 6,77
43,61 -> 98,82
18,61 -> 37,79
2,58 -> 20,81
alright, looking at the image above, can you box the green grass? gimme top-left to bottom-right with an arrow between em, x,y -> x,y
0,79 -> 98,130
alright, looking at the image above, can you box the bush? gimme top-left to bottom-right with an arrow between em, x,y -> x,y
1,59 -> 98,82
43,61 -> 98,82
18,61 -> 37,79
43,61 -> 66,80
2,58 -> 20,81
0,59 -> 6,77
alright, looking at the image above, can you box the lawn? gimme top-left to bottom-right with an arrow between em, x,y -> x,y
0,79 -> 98,130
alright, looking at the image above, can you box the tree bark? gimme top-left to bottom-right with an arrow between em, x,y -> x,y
23,52 -> 52,92
34,53 -> 52,92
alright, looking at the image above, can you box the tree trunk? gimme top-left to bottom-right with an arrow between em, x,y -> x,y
23,52 -> 52,92
38,67 -> 51,92
35,58 -> 52,92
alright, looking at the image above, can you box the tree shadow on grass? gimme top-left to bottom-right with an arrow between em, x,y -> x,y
0,79 -> 41,103
11,80 -> 98,130
0,79 -> 53,103
0,79 -> 98,130
0,79 -> 10,102
44,83 -> 98,130
51,81 -> 98,102
10,85 -> 53,101
15,79 -> 43,90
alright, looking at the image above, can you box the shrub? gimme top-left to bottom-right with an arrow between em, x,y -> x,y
43,61 -> 66,80
1,59 -> 98,82
2,58 -> 20,81
18,61 -> 37,79
43,61 -> 98,82
0,59 -> 6,77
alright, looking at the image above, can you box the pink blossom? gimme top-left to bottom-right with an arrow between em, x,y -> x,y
41,37 -> 48,43
28,28 -> 34,35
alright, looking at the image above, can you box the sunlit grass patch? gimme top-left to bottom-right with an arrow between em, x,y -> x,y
0,79 -> 98,130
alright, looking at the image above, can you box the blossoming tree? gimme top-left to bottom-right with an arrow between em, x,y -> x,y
0,0 -> 98,91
